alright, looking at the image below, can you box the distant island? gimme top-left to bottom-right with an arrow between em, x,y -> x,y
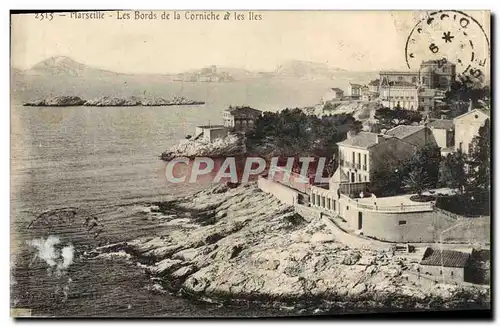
23,95 -> 205,107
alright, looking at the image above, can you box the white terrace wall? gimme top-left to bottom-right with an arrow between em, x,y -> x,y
257,176 -> 298,206
341,202 -> 458,242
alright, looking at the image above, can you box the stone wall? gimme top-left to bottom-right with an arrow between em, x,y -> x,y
294,204 -> 321,222
257,176 -> 298,206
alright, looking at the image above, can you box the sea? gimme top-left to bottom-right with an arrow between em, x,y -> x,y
10,73 -> 375,317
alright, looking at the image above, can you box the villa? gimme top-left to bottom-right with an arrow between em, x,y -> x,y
223,106 -> 263,132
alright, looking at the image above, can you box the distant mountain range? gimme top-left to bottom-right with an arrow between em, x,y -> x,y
12,56 -> 354,81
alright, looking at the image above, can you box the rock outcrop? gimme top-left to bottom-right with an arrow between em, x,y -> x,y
161,134 -> 246,161
23,96 -> 86,106
23,95 -> 204,107
88,184 -> 490,312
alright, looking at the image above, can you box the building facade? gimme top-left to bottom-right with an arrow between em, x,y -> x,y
379,81 -> 419,110
428,118 -> 455,152
420,60 -> 456,90
194,125 -> 228,142
347,83 -> 362,99
379,71 -> 419,86
337,131 -> 417,184
419,248 -> 470,283
454,108 -> 490,155
223,106 -> 263,132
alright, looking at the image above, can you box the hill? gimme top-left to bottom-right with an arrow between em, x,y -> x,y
272,60 -> 347,79
22,56 -> 125,78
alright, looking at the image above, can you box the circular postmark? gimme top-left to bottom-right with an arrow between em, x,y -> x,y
405,10 -> 490,82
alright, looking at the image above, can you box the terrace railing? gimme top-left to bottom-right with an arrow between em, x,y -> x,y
340,194 -> 434,213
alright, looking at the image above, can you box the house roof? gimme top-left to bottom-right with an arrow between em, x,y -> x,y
337,131 -> 381,149
197,125 -> 226,129
385,125 -> 426,140
225,106 -> 263,117
368,79 -> 380,86
331,87 -> 344,93
349,83 -> 362,88
420,248 -> 470,268
428,119 -> 454,130
380,70 -> 419,75
453,108 -> 491,121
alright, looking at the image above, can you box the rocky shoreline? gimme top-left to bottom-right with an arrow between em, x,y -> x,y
86,184 -> 490,313
23,95 -> 205,107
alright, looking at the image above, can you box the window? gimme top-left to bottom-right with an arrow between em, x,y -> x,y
346,206 -> 349,211
352,152 -> 355,164
357,153 -> 361,167
398,220 -> 407,225
398,76 -> 403,81
412,77 -> 417,83
364,176 -> 367,182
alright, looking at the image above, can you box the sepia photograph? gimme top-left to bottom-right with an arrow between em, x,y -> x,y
9,9 -> 491,318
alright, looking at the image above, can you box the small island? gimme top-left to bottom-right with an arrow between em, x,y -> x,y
23,95 -> 205,107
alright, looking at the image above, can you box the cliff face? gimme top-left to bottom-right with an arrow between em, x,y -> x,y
89,184 -> 490,312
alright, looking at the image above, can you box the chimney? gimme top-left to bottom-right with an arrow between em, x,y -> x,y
376,134 -> 385,143
468,99 -> 473,112
347,130 -> 357,139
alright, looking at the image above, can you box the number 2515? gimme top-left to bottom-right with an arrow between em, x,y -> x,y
34,13 -> 53,21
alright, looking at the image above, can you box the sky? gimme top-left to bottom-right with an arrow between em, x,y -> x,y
10,10 -> 490,74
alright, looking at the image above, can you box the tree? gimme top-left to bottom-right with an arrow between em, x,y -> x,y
247,109 -> 363,176
403,167 -> 432,197
438,151 -> 468,193
445,75 -> 491,118
468,119 -> 491,192
374,107 -> 422,130
369,159 -> 405,197
405,145 -> 442,189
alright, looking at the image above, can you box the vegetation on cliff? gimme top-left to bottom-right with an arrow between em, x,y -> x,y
244,108 -> 362,175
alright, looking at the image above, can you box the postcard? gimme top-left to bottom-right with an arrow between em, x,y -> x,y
10,10 -> 491,318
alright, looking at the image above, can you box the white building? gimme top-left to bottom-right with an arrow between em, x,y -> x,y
379,80 -> 419,110
454,108 -> 490,155
194,125 -> 228,142
347,83 -> 362,99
